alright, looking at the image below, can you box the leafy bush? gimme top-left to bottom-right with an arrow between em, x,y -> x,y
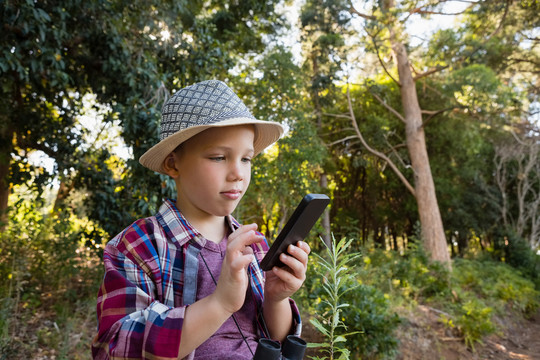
430,257 -> 539,350
491,228 -> 540,290
0,187 -> 104,359
299,236 -> 400,359
442,291 -> 495,350
452,258 -> 540,317
360,242 -> 451,302
304,238 -> 539,354
341,284 -> 401,359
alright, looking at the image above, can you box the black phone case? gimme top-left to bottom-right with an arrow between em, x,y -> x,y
260,194 -> 330,271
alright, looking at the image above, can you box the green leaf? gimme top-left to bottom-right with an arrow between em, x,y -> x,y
310,318 -> 329,337
306,342 -> 330,348
334,335 -> 347,343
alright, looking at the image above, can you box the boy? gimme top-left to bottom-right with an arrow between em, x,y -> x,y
91,80 -> 310,359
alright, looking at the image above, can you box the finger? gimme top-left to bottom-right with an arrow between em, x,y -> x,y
227,227 -> 263,253
287,243 -> 309,266
272,265 -> 303,289
242,246 -> 254,256
279,252 -> 306,280
229,253 -> 256,272
297,241 -> 311,256
227,223 -> 257,243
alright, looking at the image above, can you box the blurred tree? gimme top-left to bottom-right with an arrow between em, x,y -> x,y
299,0 -> 355,245
293,0 -> 538,265
0,0 -> 286,236
494,126 -> 540,251
233,46 -> 327,243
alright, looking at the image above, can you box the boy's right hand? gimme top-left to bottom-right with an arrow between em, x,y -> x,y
213,223 -> 263,314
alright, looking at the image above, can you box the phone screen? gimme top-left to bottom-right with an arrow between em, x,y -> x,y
260,194 -> 330,271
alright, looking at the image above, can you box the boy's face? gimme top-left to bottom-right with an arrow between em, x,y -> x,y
170,125 -> 255,222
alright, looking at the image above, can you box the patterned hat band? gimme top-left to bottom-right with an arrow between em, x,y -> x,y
139,80 -> 284,174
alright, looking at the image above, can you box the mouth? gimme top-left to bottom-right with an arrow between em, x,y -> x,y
221,189 -> 242,200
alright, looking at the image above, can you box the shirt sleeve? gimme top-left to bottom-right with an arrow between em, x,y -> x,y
92,219 -> 186,360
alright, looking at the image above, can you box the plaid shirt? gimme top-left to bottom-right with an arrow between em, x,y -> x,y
92,199 -> 300,360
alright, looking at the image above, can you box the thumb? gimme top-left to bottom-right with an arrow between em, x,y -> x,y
230,253 -> 255,273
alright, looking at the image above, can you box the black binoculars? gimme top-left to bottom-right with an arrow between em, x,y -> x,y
252,335 -> 307,360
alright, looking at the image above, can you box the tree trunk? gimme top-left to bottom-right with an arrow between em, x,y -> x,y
310,52 -> 331,247
0,134 -> 12,231
390,28 -> 451,266
53,179 -> 74,213
319,173 -> 331,246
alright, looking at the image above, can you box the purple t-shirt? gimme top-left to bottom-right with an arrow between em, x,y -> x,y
193,237 -> 259,359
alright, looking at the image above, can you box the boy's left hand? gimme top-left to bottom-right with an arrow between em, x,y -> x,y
263,241 -> 310,302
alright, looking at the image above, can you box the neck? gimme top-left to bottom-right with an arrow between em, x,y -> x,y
194,216 -> 228,244
174,200 -> 228,243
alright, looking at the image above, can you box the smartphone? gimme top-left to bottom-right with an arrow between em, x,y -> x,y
260,194 -> 330,271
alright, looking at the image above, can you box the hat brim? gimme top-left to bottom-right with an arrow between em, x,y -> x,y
139,118 -> 284,174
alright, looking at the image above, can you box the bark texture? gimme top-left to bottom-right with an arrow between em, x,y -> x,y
0,134 -> 12,230
390,30 -> 451,266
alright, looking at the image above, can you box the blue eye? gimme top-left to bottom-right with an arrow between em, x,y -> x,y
210,156 -> 225,161
242,157 -> 252,163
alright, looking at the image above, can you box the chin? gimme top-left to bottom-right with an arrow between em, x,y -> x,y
208,200 -> 241,217
211,207 -> 236,217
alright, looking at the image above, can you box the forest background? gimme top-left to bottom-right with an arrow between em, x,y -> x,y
1,0 -> 539,359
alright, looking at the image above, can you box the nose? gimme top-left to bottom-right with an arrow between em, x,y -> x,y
227,160 -> 245,182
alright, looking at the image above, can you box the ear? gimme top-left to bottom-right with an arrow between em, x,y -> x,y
162,152 -> 180,178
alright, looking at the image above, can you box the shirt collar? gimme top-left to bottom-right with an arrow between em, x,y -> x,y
156,199 -> 240,248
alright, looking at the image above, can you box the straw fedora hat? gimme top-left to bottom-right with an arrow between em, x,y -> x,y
139,80 -> 284,174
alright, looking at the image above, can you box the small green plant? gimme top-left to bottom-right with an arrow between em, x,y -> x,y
457,298 -> 495,350
437,258 -> 540,350
308,235 -> 361,360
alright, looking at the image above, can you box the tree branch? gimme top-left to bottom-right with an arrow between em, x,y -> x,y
409,0 -> 476,16
320,127 -> 357,138
17,136 -> 58,160
507,57 -> 540,70
328,135 -> 359,147
383,134 -> 411,170
409,9 -> 470,16
413,64 -> 450,81
364,27 -> 401,87
421,107 -> 455,127
347,86 -> 416,197
348,0 -> 376,20
485,0 -> 510,40
322,112 -> 352,120
370,92 -> 406,124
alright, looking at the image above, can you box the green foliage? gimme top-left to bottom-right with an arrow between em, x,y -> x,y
361,242 -> 452,302
452,258 -> 540,318
344,242 -> 539,351
235,47 -> 328,239
489,228 -> 540,289
449,296 -> 495,351
1,0 -> 288,239
0,297 -> 16,359
307,236 -> 362,360
445,64 -> 518,119
428,257 -> 539,350
300,236 -> 401,359
340,284 -> 401,359
0,188 -> 103,358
